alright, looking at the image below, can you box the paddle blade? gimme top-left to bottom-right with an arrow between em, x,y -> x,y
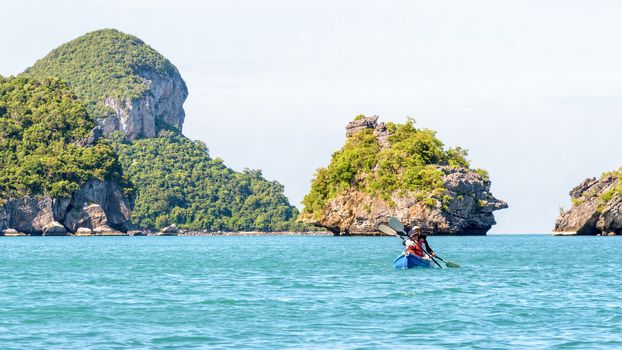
445,261 -> 461,268
378,224 -> 398,236
388,217 -> 405,233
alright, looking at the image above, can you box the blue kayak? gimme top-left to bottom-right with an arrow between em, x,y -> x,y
393,253 -> 433,269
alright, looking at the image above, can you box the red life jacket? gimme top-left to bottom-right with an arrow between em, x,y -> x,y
406,238 -> 425,257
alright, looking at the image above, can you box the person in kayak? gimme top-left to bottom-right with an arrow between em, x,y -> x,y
404,226 -> 436,259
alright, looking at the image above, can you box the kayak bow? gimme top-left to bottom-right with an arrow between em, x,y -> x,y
393,253 -> 434,269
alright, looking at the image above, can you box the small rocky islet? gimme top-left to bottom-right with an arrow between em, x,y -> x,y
300,115 -> 507,235
554,170 -> 622,236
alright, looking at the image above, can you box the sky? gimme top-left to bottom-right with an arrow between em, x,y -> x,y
2,0 -> 622,233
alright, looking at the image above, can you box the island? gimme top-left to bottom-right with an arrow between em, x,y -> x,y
554,169 -> 622,236
0,29 -> 305,236
299,115 -> 507,235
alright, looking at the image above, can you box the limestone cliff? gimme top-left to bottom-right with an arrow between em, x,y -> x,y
98,67 -> 187,139
300,115 -> 507,235
23,29 -> 188,140
0,180 -> 132,236
554,172 -> 622,235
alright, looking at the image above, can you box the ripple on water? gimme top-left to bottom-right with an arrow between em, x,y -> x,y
0,235 -> 621,349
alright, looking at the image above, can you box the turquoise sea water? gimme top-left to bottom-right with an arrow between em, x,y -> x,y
1,235 -> 621,349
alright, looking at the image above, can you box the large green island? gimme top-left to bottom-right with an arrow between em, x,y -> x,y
0,29 -> 304,235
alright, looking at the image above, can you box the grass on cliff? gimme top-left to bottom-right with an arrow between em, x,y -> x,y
302,118 -> 486,219
22,29 -> 181,119
0,76 -> 126,198
569,169 -> 622,209
595,168 -> 622,206
111,131 -> 308,231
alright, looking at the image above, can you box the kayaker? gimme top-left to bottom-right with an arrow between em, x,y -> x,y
404,226 -> 436,259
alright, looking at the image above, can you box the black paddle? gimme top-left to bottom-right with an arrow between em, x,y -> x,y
388,217 -> 460,268
378,224 -> 443,269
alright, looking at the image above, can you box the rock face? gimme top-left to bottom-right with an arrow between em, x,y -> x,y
93,225 -> 126,236
75,227 -> 93,236
554,174 -> 622,235
100,69 -> 187,140
301,115 -> 507,235
43,221 -> 68,236
4,197 -> 56,234
0,180 -> 132,235
158,224 -> 178,236
23,29 -> 188,141
307,167 -> 507,235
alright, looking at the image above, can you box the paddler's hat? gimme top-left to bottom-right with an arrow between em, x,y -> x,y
408,226 -> 422,236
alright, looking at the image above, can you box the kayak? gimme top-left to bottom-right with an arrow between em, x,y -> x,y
393,253 -> 434,269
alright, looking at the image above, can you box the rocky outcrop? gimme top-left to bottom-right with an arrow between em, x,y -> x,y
63,180 -> 132,232
3,197 -> 57,234
554,174 -> 622,235
93,225 -> 126,236
99,68 -> 187,140
304,167 -> 507,235
0,180 -> 132,235
75,227 -> 93,236
64,204 -> 107,233
158,224 -> 178,236
2,229 -> 26,237
43,221 -> 68,236
301,115 -> 507,235
347,115 -> 392,149
346,116 -> 381,137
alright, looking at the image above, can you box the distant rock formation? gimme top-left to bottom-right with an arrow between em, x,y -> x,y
307,167 -> 507,235
23,29 -> 188,140
301,115 -> 507,235
0,180 -> 132,235
554,173 -> 622,235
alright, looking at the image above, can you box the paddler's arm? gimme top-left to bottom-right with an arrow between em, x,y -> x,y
423,238 -> 436,257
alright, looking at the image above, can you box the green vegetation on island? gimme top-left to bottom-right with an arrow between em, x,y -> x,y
22,29 -> 181,119
0,76 -> 125,198
598,169 -> 622,204
302,118 -> 487,219
111,132 -> 306,231
568,168 -> 622,210
3,28 -> 309,232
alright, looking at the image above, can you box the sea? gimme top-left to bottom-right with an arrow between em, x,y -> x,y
0,235 -> 621,349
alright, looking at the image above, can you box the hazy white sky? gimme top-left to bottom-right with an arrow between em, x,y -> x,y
3,0 -> 622,233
